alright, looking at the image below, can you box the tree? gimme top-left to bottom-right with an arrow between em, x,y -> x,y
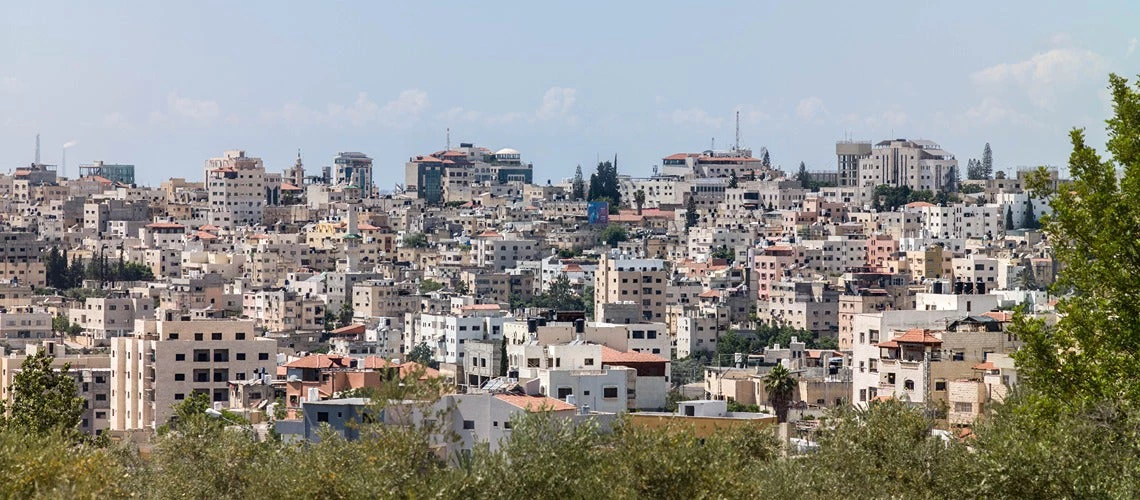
571,165 -> 586,201
684,196 -> 698,229
633,189 -> 645,215
1023,197 -> 1041,230
710,245 -> 735,264
982,142 -> 994,179
0,350 -> 85,436
407,342 -> 436,368
1011,73 -> 1140,411
420,280 -> 445,294
600,224 -> 628,247
586,160 -> 621,209
1005,205 -> 1014,231
1015,266 -> 1039,291
795,161 -> 809,188
760,147 -> 771,167
337,300 -> 354,328
403,232 -> 430,249
763,363 -> 795,423
728,170 -> 738,189
454,280 -> 470,296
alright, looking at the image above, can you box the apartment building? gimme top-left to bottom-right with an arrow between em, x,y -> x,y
109,313 -> 277,431
857,139 -> 958,192
205,150 -> 266,229
594,252 -> 667,323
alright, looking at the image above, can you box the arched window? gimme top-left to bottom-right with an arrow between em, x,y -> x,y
904,379 -> 915,391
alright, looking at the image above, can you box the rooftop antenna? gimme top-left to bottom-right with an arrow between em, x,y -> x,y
34,134 -> 40,164
735,110 -> 740,151
446,127 -> 450,151
711,137 -> 715,151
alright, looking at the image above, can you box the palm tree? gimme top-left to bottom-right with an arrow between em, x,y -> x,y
764,363 -> 796,423
633,189 -> 646,216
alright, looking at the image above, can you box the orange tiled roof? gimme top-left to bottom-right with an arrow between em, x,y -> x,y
892,328 -> 942,344
194,231 -> 218,240
494,394 -> 576,412
460,304 -> 501,311
972,361 -> 996,371
360,356 -> 397,369
398,361 -> 442,380
146,222 -> 185,229
330,324 -> 366,335
600,345 -> 668,364
285,354 -> 352,369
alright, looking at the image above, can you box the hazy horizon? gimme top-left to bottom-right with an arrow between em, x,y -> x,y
2,1 -> 1137,186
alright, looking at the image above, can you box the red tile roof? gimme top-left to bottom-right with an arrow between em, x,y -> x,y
972,361 -> 997,371
280,182 -> 303,191
398,361 -> 442,380
146,222 -> 185,229
600,345 -> 668,364
359,356 -> 397,369
330,324 -> 366,335
194,231 -> 218,240
892,328 -> 942,344
494,394 -> 576,412
905,201 -> 936,208
460,304 -> 501,311
285,354 -> 352,369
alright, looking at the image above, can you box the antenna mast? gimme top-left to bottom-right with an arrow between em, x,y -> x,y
34,134 -> 40,164
735,111 -> 740,151
446,128 -> 450,151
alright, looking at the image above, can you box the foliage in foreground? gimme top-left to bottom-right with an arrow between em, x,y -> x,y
4,396 -> 1139,499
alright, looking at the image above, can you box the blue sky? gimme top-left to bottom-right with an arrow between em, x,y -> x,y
1,1 -> 1137,186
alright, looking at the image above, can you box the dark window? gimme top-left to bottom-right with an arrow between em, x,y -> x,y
556,387 -> 573,399
193,350 -> 209,362
236,353 -> 246,361
168,333 -> 179,340
258,352 -> 270,361
462,420 -> 475,430
194,333 -> 203,341
603,387 -> 619,399
317,412 -> 329,423
174,373 -> 185,381
236,332 -> 246,340
175,353 -> 186,361
213,349 -> 229,362
211,333 -> 223,341
174,393 -> 185,400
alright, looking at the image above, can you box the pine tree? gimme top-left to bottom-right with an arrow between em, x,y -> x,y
685,195 -> 699,229
571,165 -> 585,201
1005,205 -> 1014,231
795,162 -> 809,188
760,148 -> 771,167
728,170 -> 738,189
1024,197 -> 1040,229
982,142 -> 993,179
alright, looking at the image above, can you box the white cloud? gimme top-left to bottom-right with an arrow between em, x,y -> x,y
165,92 -> 220,124
1128,38 -> 1137,57
735,104 -> 772,124
263,89 -> 430,129
663,107 -> 724,129
100,112 -> 133,131
536,87 -> 577,121
795,96 -> 827,121
971,48 -> 1107,108
0,77 -> 24,94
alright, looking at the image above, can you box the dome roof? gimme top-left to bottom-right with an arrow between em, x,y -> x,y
494,148 -> 520,156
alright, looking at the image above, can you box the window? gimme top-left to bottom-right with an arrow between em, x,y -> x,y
168,333 -> 179,340
211,333 -> 222,341
236,353 -> 246,361
934,381 -> 947,391
194,333 -> 203,341
236,332 -> 246,340
213,349 -> 229,362
556,387 -> 573,399
258,353 -> 270,361
95,394 -> 106,401
175,353 -> 186,361
194,350 -> 209,362
317,412 -> 329,423
603,386 -> 619,399
954,402 -> 972,413
886,373 -> 896,385
462,420 -> 475,430
174,373 -> 185,381
903,379 -> 915,391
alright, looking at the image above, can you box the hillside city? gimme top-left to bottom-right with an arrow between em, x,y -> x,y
0,130 -> 1054,446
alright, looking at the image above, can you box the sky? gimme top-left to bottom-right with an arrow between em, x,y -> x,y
1,1 -> 1137,187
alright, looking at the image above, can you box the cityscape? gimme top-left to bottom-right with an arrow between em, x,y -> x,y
1,2 -> 1139,498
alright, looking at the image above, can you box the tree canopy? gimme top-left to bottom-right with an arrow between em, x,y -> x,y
0,350 -> 84,437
